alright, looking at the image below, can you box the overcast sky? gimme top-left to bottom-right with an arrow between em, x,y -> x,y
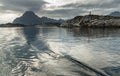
0,0 -> 120,23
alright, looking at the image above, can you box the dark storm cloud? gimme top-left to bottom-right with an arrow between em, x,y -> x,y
62,0 -> 120,9
0,0 -> 46,13
0,0 -> 119,20
62,0 -> 119,14
40,0 -> 120,18
41,9 -> 87,19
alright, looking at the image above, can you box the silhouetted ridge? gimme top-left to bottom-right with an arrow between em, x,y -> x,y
13,11 -> 41,25
109,11 -> 120,17
13,11 -> 64,25
22,11 -> 39,18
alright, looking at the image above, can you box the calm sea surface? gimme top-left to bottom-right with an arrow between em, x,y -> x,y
0,26 -> 120,76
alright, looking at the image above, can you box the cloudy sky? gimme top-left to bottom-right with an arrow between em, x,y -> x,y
0,0 -> 119,23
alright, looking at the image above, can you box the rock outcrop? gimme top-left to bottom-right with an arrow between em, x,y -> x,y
61,15 -> 120,28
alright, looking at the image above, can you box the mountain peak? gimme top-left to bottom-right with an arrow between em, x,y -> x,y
25,11 -> 34,13
13,11 -> 64,25
13,11 -> 40,25
22,11 -> 37,17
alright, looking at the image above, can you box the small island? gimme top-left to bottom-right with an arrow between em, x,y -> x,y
0,23 -> 25,27
60,14 -> 120,28
60,11 -> 120,28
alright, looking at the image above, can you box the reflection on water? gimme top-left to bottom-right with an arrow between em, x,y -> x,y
67,27 -> 120,38
47,27 -> 120,76
21,26 -> 51,51
22,26 -> 39,43
0,27 -> 120,76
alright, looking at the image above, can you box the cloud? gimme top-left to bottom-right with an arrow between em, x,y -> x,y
60,0 -> 120,14
0,0 -> 46,13
0,0 -> 47,23
0,0 -> 120,23
39,8 -> 88,19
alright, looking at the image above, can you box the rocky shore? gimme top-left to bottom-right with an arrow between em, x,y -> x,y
60,15 -> 120,28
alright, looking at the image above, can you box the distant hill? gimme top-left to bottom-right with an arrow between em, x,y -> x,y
0,23 -> 25,27
13,11 -> 64,25
109,11 -> 120,17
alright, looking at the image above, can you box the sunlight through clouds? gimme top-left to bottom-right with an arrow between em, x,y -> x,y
42,0 -> 78,10
43,0 -> 79,6
0,13 -> 18,23
42,0 -> 107,12
0,3 -> 3,6
43,0 -> 102,6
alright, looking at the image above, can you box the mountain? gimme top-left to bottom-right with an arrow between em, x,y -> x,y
109,11 -> 120,16
13,11 -> 64,25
